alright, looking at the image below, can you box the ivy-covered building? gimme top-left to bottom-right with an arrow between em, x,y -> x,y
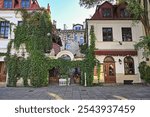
0,0 -> 50,85
86,1 -> 146,84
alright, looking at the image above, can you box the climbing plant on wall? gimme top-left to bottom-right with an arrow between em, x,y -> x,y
6,9 -> 53,87
4,9 -> 100,87
83,26 -> 96,86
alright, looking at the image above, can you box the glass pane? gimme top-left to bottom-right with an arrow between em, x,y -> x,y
0,28 -> 5,34
103,8 -> 111,17
103,28 -> 112,41
74,34 -> 77,42
79,37 -> 84,45
1,22 -> 5,26
4,0 -> 12,8
120,9 -> 129,18
124,56 -> 134,75
122,28 -> 132,41
109,64 -> 115,76
22,0 -> 30,8
0,21 -> 9,39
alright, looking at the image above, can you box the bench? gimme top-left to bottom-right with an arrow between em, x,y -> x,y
59,79 -> 67,86
59,78 -> 70,86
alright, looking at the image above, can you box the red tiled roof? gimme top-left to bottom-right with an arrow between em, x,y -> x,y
91,1 -> 132,20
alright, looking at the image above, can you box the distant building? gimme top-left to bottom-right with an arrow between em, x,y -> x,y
86,1 -> 145,84
59,24 -> 85,57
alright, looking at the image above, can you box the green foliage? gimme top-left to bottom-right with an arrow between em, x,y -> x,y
79,0 -> 115,8
97,60 -> 101,83
138,61 -> 147,80
6,9 -> 100,87
0,53 -> 7,56
139,61 -> 150,83
135,36 -> 150,57
28,51 -> 48,87
14,10 -> 52,53
120,0 -> 144,19
80,43 -> 88,54
7,55 -> 19,87
83,26 -> 96,86
6,9 -> 53,87
120,0 -> 150,35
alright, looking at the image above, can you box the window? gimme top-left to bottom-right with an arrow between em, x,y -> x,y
79,36 -> 84,45
122,28 -> 132,41
74,34 -> 78,42
21,0 -> 30,8
66,43 -> 71,50
103,28 -> 113,41
120,8 -> 129,18
124,56 -> 135,75
18,21 -> 23,26
4,0 -> 12,8
0,21 -> 10,39
103,8 -> 112,18
75,27 -> 81,30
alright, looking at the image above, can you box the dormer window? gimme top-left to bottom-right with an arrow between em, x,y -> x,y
4,0 -> 12,8
21,0 -> 30,8
102,8 -> 112,18
120,8 -> 129,18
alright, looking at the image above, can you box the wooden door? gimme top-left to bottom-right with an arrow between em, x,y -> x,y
0,62 -> 6,82
104,56 -> 116,83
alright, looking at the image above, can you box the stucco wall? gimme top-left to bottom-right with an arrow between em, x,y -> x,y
87,20 -> 144,50
94,55 -> 142,83
0,11 -> 22,53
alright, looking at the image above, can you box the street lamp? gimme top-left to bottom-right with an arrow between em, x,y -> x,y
47,32 -> 51,37
46,33 -> 51,53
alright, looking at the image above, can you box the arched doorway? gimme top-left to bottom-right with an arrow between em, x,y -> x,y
0,62 -> 6,82
104,56 -> 116,83
56,50 -> 74,61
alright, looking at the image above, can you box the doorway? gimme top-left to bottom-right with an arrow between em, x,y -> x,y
104,56 -> 116,83
0,62 -> 6,82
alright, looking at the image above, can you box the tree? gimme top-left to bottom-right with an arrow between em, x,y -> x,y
84,26 -> 96,86
121,0 -> 150,36
79,0 -> 115,8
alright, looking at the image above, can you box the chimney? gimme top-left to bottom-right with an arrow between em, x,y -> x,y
47,3 -> 51,13
53,20 -> 57,27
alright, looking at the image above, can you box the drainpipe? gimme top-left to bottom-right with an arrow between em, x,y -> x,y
84,72 -> 87,87
5,72 -> 8,87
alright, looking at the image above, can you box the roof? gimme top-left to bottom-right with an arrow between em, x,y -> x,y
0,0 -> 40,10
91,1 -> 132,20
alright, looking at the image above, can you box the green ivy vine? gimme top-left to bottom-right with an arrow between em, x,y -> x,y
4,9 -> 100,87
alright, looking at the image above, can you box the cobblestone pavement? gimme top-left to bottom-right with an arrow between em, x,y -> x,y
0,84 -> 150,100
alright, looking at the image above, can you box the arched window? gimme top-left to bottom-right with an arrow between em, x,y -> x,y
124,56 -> 135,75
58,54 -> 71,61
104,56 -> 115,62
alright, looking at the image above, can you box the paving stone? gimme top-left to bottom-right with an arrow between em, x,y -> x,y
0,85 -> 150,100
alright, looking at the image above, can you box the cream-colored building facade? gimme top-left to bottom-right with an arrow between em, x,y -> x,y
86,1 -> 146,84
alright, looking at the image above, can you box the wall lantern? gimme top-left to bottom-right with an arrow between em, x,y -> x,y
118,41 -> 122,45
119,59 -> 122,64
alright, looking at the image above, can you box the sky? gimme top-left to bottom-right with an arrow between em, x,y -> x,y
38,0 -> 95,29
